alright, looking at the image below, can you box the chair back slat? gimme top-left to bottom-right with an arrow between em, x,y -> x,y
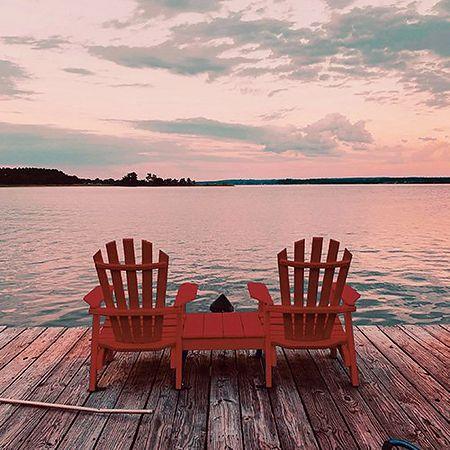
315,239 -> 340,335
305,237 -> 323,336
123,238 -> 141,340
94,250 -> 121,338
293,239 -> 305,339
93,239 -> 170,343
155,250 -> 169,337
278,248 -> 293,339
323,248 -> 352,336
277,238 -> 352,342
106,241 -> 132,341
141,240 -> 153,339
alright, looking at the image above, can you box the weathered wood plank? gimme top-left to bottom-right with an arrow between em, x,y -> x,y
423,324 -> 450,346
132,351 -> 180,449
354,327 -> 450,449
0,328 -> 62,392
380,326 -> 449,390
0,327 -> 46,371
207,350 -> 243,450
400,324 -> 450,363
95,351 -> 163,450
168,351 -> 211,450
237,350 -> 281,450
285,348 -> 357,450
0,329 -> 89,447
0,327 -> 24,352
268,349 -> 319,450
18,342 -> 101,449
57,351 -> 140,449
313,349 -> 387,449
360,326 -> 449,421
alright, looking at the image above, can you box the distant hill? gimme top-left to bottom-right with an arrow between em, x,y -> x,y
198,177 -> 450,186
0,167 -> 195,187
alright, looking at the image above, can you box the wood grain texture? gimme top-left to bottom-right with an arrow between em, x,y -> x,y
380,326 -> 449,389
237,350 -> 281,450
354,327 -> 450,449
360,326 -> 449,420
423,324 -> 450,346
285,348 -> 357,450
208,350 -> 243,450
0,325 -> 446,450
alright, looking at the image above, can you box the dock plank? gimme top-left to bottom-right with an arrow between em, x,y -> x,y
57,351 -> 140,449
169,351 -> 211,450
268,349 -> 318,450
354,328 -> 450,449
361,326 -> 449,420
400,324 -> 450,363
237,350 -> 281,450
380,326 -> 449,389
0,329 -> 89,448
0,325 -> 445,449
132,350 -> 180,449
95,351 -> 162,450
285,348 -> 357,450
313,349 -> 387,449
423,324 -> 450,346
207,350 -> 243,450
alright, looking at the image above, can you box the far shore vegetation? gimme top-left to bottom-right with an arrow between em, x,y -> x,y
1,167 -> 448,187
0,167 -> 195,187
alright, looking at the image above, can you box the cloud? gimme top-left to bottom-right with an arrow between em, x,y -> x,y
89,43 -> 249,78
1,35 -> 69,49
132,113 -> 373,156
104,0 -> 224,28
93,4 -> 450,106
0,122 -> 155,166
110,82 -> 153,88
62,67 -> 95,76
0,60 -> 33,98
323,0 -> 355,9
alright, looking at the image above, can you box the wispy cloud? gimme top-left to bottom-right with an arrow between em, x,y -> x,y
0,59 -> 33,98
1,35 -> 69,49
62,67 -> 95,76
132,113 -> 373,156
90,4 -> 450,106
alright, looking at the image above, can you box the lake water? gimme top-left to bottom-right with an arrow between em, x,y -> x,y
0,185 -> 448,327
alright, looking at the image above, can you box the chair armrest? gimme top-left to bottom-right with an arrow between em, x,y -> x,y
83,285 -> 113,308
332,282 -> 361,306
247,282 -> 274,306
175,282 -> 198,306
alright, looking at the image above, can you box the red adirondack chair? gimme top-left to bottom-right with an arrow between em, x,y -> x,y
84,239 -> 197,391
248,237 -> 361,388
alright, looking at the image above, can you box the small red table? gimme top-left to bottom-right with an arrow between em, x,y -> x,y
182,312 -> 265,350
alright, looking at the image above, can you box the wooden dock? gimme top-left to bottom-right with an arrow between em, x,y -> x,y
0,325 -> 447,449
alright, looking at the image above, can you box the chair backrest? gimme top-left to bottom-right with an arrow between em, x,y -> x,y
277,237 -> 352,341
93,238 -> 170,343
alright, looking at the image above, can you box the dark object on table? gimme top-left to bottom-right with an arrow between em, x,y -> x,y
210,294 -> 234,312
382,438 -> 420,450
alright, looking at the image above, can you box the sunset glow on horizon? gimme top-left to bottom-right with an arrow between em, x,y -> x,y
0,0 -> 449,180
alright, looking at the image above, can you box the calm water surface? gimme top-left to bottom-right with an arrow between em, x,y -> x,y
0,185 -> 448,326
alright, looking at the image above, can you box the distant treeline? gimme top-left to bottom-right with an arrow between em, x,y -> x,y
199,176 -> 450,186
0,167 -> 195,186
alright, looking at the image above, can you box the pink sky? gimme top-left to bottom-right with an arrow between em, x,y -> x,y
0,0 -> 449,180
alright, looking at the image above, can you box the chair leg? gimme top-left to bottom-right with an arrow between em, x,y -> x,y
330,347 -> 337,359
265,344 -> 273,388
170,349 -> 176,369
89,344 -> 99,392
348,340 -> 359,387
175,346 -> 183,390
339,345 -> 350,366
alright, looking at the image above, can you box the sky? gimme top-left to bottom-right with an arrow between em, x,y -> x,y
0,0 -> 449,180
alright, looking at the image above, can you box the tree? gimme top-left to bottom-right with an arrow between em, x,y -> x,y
121,172 -> 138,185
